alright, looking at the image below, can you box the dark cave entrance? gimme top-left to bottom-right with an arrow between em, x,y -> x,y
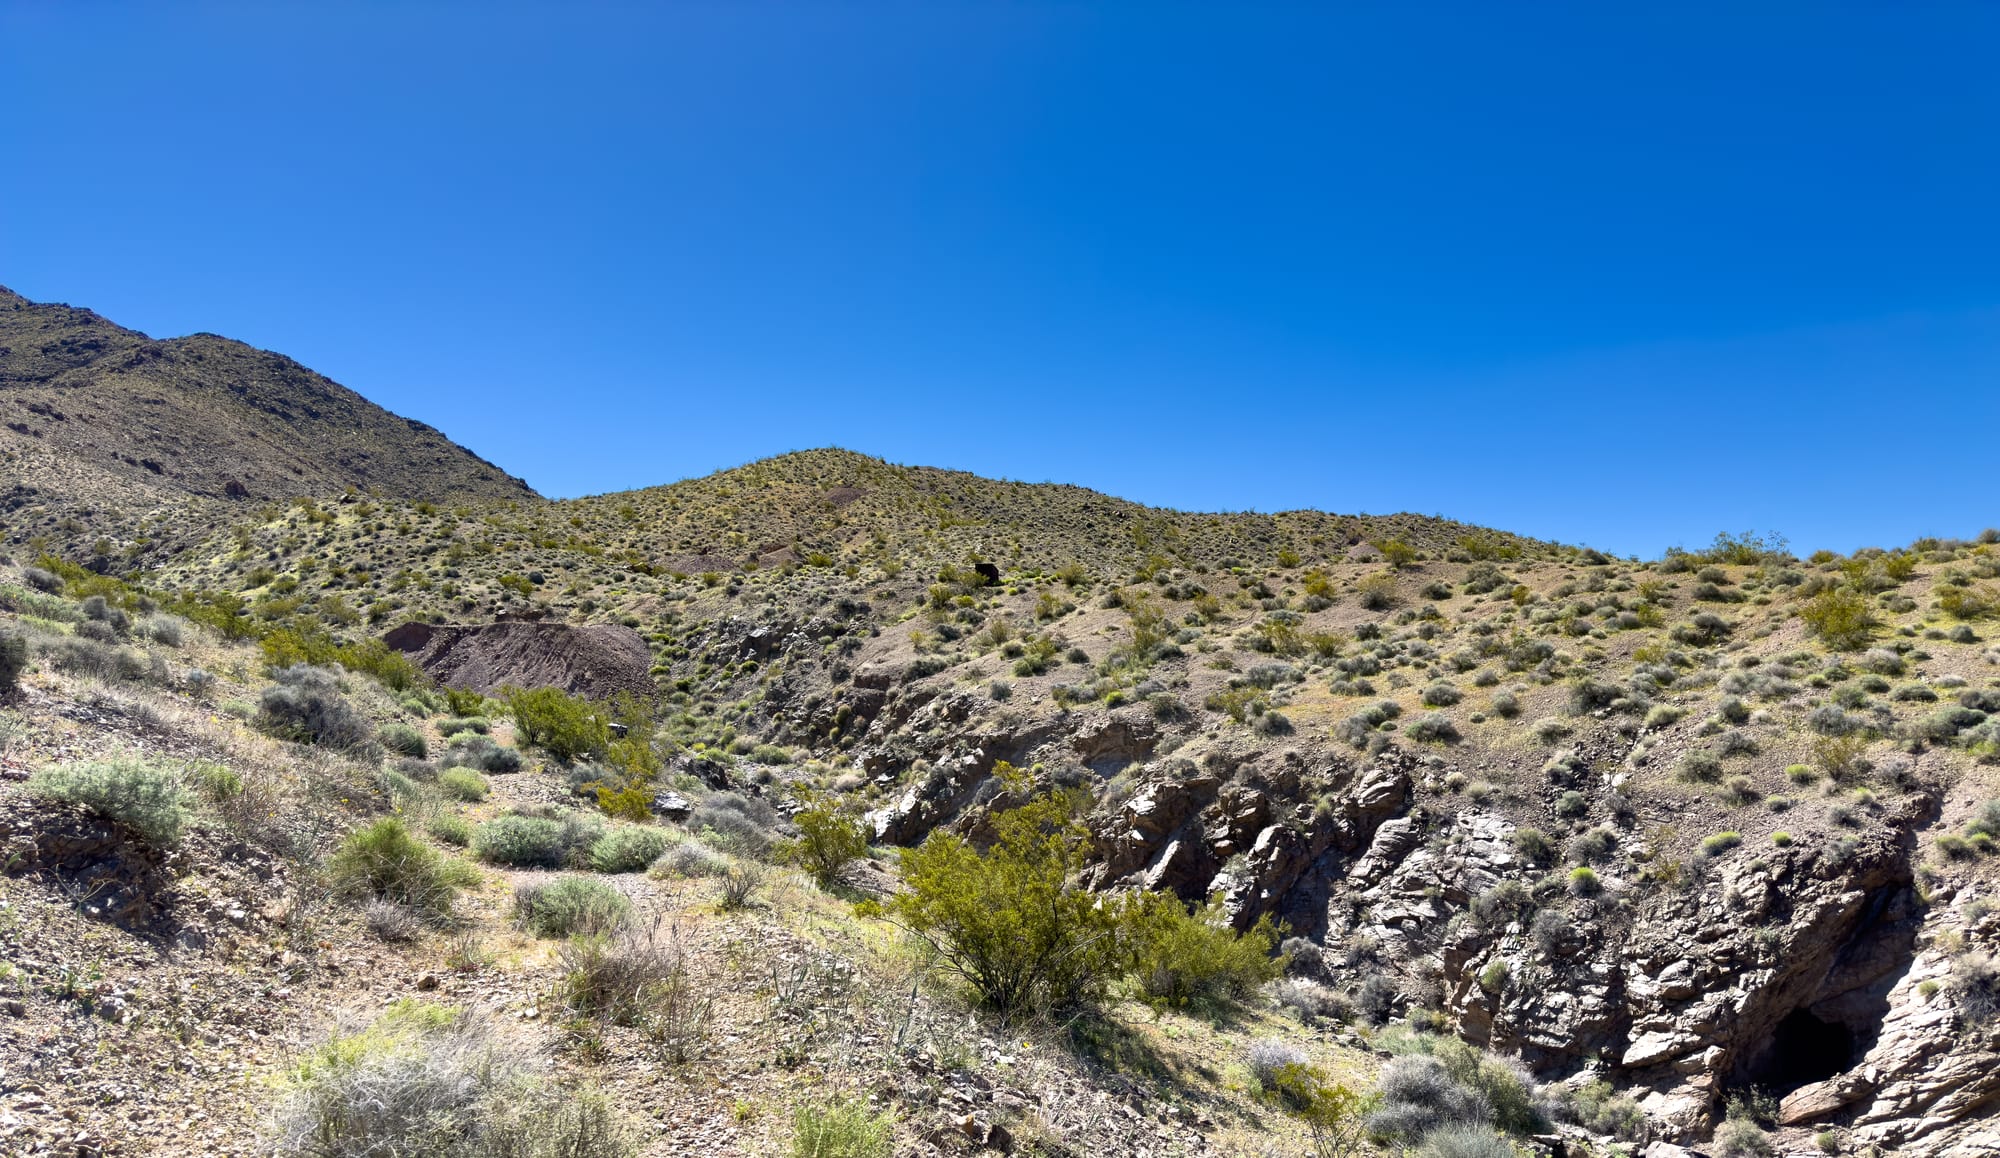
1746,1008 -> 1857,1093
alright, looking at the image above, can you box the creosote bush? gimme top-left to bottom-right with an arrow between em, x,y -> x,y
895,765 -> 1285,1020
782,788 -> 871,886
892,768 -> 1122,1019
1123,891 -> 1286,1010
508,686 -> 610,764
1799,587 -> 1878,650
27,756 -> 188,847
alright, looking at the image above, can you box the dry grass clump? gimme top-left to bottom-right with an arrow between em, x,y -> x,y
269,1000 -> 636,1157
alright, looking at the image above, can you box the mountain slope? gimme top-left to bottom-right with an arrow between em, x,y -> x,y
0,285 -> 535,510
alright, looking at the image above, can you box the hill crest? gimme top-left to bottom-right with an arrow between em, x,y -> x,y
0,284 -> 536,511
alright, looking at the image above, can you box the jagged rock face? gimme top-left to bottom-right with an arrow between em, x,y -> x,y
1047,744 -> 1999,1154
1808,898 -> 2000,1156
1087,747 -> 1415,937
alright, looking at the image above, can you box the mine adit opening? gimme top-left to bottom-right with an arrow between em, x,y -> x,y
1743,1007 -> 1859,1094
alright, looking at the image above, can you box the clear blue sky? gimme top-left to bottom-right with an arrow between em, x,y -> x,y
3,4 -> 1996,558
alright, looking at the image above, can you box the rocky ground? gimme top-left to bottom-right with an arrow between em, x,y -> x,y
0,592 -> 1373,1157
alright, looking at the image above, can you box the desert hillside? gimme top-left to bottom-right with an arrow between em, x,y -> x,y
0,303 -> 1997,1158
0,287 -> 534,574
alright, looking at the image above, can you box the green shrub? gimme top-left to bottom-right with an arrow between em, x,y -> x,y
187,761 -> 242,803
257,665 -> 374,751
28,757 -> 188,846
893,769 -> 1122,1018
444,686 -> 486,717
1714,1116 -> 1773,1157
1123,890 -> 1285,1010
1567,866 -> 1602,896
783,789 -> 871,886
329,818 -> 479,917
508,687 -> 609,764
789,1097 -> 894,1158
427,813 -> 472,847
514,876 -> 631,938
438,768 -> 490,802
1512,827 -> 1554,864
0,630 -> 27,693
380,723 -> 428,759
1565,1079 -> 1644,1140
474,814 -> 566,867
1937,833 -> 1976,859
443,734 -> 524,774
436,716 -> 489,737
589,826 -> 673,873
1677,748 -> 1724,783
1702,831 -> 1744,856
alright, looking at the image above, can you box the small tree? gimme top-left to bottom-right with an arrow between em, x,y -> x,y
892,768 -> 1120,1019
508,687 -> 610,764
785,788 -> 870,887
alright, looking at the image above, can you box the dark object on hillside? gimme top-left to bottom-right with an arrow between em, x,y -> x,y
973,561 -> 1001,585
384,621 -> 653,699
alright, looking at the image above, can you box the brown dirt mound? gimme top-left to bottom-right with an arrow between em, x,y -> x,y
384,621 -> 654,698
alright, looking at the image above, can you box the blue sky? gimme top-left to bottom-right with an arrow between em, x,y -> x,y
3,4 -> 1996,558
